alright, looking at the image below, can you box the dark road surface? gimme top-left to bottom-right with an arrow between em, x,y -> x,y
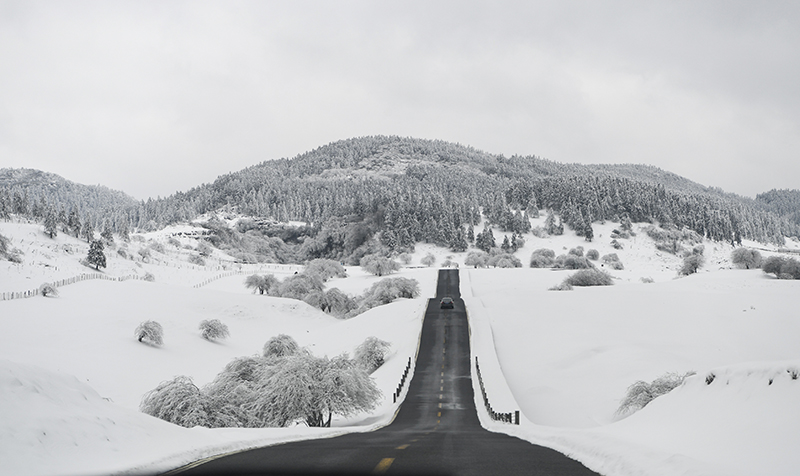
173,269 -> 598,476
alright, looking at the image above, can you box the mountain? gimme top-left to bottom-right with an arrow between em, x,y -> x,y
756,189 -> 800,227
2,136 -> 799,265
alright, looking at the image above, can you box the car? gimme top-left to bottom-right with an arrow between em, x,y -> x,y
440,297 -> 454,309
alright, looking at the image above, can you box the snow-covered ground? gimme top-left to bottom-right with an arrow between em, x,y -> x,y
1,216 -> 799,476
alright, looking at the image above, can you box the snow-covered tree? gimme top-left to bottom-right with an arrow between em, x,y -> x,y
731,248 -> 763,269
87,239 -> 106,270
304,259 -> 347,282
420,253 -> 436,267
360,254 -> 400,277
244,273 -> 278,295
616,372 -> 695,417
354,337 -> 390,373
465,250 -> 489,268
135,320 -> 164,345
199,319 -> 230,341
43,208 -> 58,239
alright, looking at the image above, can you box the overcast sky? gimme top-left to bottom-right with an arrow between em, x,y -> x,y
1,1 -> 799,200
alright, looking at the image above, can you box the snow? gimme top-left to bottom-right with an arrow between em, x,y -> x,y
2,216 -> 800,476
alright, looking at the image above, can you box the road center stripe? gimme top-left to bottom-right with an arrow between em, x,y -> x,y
373,458 -> 394,474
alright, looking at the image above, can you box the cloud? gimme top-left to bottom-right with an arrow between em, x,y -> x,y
1,1 -> 798,199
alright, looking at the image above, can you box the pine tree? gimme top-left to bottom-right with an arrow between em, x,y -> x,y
87,240 -> 106,270
44,207 -> 58,239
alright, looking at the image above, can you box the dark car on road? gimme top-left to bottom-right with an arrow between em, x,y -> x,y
440,297 -> 454,309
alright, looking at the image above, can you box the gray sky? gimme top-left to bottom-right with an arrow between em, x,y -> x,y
1,1 -> 799,200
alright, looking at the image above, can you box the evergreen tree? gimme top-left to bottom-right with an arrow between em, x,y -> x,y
44,207 -> 58,239
500,235 -> 511,253
87,240 -> 106,270
450,226 -> 468,252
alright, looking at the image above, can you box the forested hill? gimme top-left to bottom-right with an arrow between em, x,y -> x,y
2,136 -> 799,263
0,168 -> 137,233
756,189 -> 800,227
138,136 -> 797,245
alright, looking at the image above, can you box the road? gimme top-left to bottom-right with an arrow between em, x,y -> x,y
174,269 -> 599,476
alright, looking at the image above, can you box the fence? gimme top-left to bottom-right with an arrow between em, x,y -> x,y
192,264 -> 304,288
392,357 -> 413,403
475,356 -> 519,425
0,272 -> 142,302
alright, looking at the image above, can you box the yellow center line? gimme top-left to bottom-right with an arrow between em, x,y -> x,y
437,411 -> 441,417
396,444 -> 410,450
373,458 -> 394,474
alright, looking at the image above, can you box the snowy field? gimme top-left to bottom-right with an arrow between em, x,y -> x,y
1,216 -> 799,476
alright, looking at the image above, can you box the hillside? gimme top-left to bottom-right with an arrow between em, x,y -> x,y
2,136 -> 799,267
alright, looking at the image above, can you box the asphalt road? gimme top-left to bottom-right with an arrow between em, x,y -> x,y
173,269 -> 598,476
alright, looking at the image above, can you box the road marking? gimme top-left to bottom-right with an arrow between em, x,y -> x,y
441,372 -> 444,377
439,394 -> 443,399
443,348 -> 446,353
438,411 -> 441,417
396,444 -> 410,450
440,386 -> 443,391
439,403 -> 442,408
373,458 -> 394,474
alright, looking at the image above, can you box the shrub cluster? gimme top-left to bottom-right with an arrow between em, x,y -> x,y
644,225 -> 703,256
679,248 -> 705,276
487,253 -> 522,268
554,254 -> 593,270
360,254 -> 400,276
140,335 -> 381,428
354,337 -> 391,374
616,371 -> 695,417
762,255 -> 800,279
601,253 -> 624,270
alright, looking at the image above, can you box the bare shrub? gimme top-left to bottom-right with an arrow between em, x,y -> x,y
199,319 -> 230,341
188,254 -> 205,266
616,371 -> 695,417
135,320 -> 164,346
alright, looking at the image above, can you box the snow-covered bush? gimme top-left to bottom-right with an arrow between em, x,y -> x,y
611,239 -> 624,250
304,259 -> 347,282
554,254 -> 593,270
549,282 -> 573,291
143,272 -> 155,282
398,253 -> 412,265
351,277 -> 420,316
188,254 -> 205,266
275,273 -> 324,300
731,248 -> 763,269
354,337 -> 390,374
0,233 -> 23,263
263,334 -> 301,359
140,376 -> 244,428
199,319 -> 230,341
135,320 -> 164,346
197,241 -> 213,257
679,254 -> 705,276
529,248 -> 555,268
420,253 -> 436,267
244,273 -> 278,295
602,253 -> 625,270
38,283 -> 58,297
568,246 -> 584,257
563,269 -> 613,287
762,256 -> 800,279
616,371 -> 695,417
360,254 -> 400,276
586,249 -> 600,260
487,253 -> 522,268
641,276 -> 655,284
465,251 -> 489,268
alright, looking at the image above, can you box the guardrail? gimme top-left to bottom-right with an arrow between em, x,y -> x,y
0,273 -> 142,302
475,356 -> 519,424
392,357 -> 413,403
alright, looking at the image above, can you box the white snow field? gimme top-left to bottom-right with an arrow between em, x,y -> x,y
1,216 -> 799,476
